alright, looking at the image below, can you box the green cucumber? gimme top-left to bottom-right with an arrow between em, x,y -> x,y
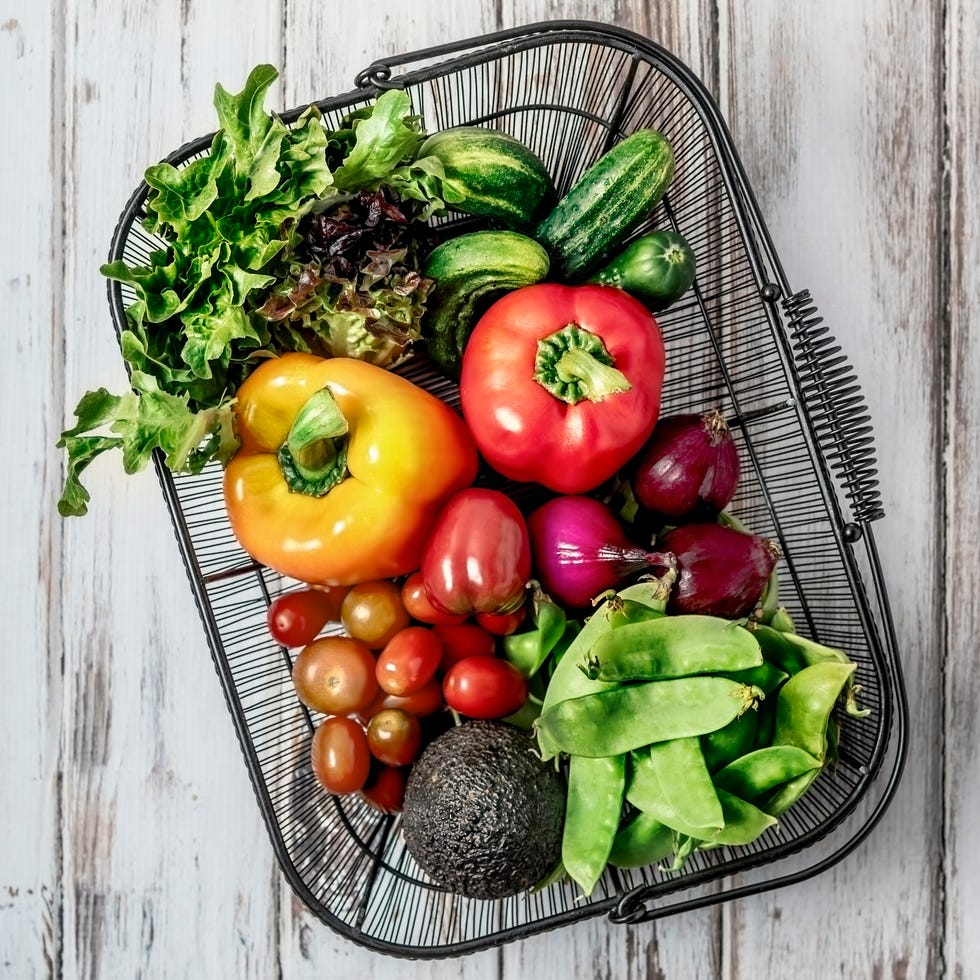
535,129 -> 676,280
587,230 -> 696,311
419,126 -> 556,227
422,230 -> 550,377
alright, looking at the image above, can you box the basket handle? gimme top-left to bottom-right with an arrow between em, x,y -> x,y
352,20 -> 653,89
780,289 -> 885,526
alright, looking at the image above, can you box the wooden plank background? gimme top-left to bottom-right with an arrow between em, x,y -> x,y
2,0 -> 974,976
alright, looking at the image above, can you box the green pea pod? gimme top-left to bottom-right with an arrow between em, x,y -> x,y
535,574 -> 675,761
724,659 -> 788,696
772,631 -> 870,718
772,661 -> 856,761
759,766 -> 821,817
751,622 -> 808,675
581,615 -> 762,682
714,745 -> 822,802
562,753 -> 626,896
701,710 -> 760,773
537,676 -> 763,758
502,587 -> 567,678
642,737 -> 723,830
608,810 -> 674,869
769,606 -> 797,633
627,755 -> 776,846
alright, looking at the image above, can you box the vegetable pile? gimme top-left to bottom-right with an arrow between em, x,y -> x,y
59,66 -> 871,902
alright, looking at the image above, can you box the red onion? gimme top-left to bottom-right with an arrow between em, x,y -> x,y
660,522 -> 780,619
527,495 -> 674,609
632,409 -> 740,520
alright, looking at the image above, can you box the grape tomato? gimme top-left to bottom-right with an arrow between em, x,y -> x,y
341,580 -> 411,649
292,636 -> 378,715
433,622 -> 497,671
311,716 -> 371,795
401,571 -> 468,626
359,764 -> 407,814
442,656 -> 528,720
376,626 -> 443,696
366,708 -> 423,767
267,587 -> 346,647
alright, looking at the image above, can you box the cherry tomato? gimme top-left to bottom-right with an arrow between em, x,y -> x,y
292,636 -> 378,715
366,708 -> 423,766
476,606 -> 527,636
361,676 -> 446,720
311,716 -> 371,795
341,580 -> 412,649
359,764 -> 407,814
376,626 -> 443,696
433,622 -> 496,672
401,571 -> 468,626
267,587 -> 346,647
421,488 -> 532,616
442,656 -> 528,720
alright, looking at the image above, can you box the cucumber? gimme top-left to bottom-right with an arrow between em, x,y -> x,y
535,129 -> 676,280
586,229 -> 696,311
422,230 -> 550,378
419,126 -> 556,227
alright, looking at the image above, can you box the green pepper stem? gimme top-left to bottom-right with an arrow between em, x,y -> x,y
534,323 -> 631,404
277,386 -> 349,496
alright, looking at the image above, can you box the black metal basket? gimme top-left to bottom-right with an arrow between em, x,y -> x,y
104,21 -> 908,958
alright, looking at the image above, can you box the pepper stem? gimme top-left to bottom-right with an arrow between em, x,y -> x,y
277,386 -> 349,496
533,323 -> 631,405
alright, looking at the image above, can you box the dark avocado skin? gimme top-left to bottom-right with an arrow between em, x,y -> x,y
401,721 -> 566,900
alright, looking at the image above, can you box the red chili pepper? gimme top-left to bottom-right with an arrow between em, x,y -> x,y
458,283 -> 665,493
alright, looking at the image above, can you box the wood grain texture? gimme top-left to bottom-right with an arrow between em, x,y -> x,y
943,1 -> 980,977
0,0 -> 964,977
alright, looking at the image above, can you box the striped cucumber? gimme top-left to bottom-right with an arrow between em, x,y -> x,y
535,129 -> 676,280
422,230 -> 550,377
419,126 -> 556,227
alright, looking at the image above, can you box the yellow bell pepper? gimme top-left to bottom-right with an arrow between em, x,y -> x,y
223,353 -> 478,585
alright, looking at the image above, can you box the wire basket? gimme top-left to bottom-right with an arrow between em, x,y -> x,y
104,21 -> 908,958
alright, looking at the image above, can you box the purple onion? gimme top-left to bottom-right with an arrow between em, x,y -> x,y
632,410 -> 740,521
527,495 -> 674,609
660,522 -> 780,619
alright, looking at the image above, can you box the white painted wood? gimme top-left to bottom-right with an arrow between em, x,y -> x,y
943,0 -> 980,976
1,0 -> 964,977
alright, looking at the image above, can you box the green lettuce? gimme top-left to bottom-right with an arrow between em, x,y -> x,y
59,64 -> 451,517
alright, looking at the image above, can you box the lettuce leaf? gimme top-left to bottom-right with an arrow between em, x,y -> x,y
60,65 -> 451,516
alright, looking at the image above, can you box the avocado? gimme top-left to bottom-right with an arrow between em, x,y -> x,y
401,720 -> 566,900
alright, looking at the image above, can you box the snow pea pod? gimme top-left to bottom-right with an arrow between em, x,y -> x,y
642,736 -> 723,830
714,745 -> 822,802
701,710 -> 759,773
536,676 -> 763,758
561,753 -> 626,896
608,810 -> 674,869
627,753 -> 776,846
759,767 -> 821,817
502,587 -> 567,678
581,615 -> 762,682
773,660 -> 856,761
535,575 -> 673,761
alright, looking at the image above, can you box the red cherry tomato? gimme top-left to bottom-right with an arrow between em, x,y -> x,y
359,764 -> 407,814
442,656 -> 528,720
311,716 -> 371,795
361,676 -> 446,720
401,571 -> 468,626
421,488 -> 532,616
366,708 -> 423,767
432,622 -> 497,671
476,606 -> 527,636
341,580 -> 411,649
376,626 -> 443,696
292,636 -> 378,715
267,587 -> 347,647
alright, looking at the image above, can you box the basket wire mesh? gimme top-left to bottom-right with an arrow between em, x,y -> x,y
105,21 -> 908,957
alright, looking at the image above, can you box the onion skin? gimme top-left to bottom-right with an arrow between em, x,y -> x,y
660,522 -> 779,619
632,410 -> 740,521
528,495 -> 674,609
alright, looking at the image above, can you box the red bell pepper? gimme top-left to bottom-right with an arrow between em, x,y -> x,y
458,283 -> 665,493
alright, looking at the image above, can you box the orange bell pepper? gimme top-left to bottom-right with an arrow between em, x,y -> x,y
223,353 -> 478,585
